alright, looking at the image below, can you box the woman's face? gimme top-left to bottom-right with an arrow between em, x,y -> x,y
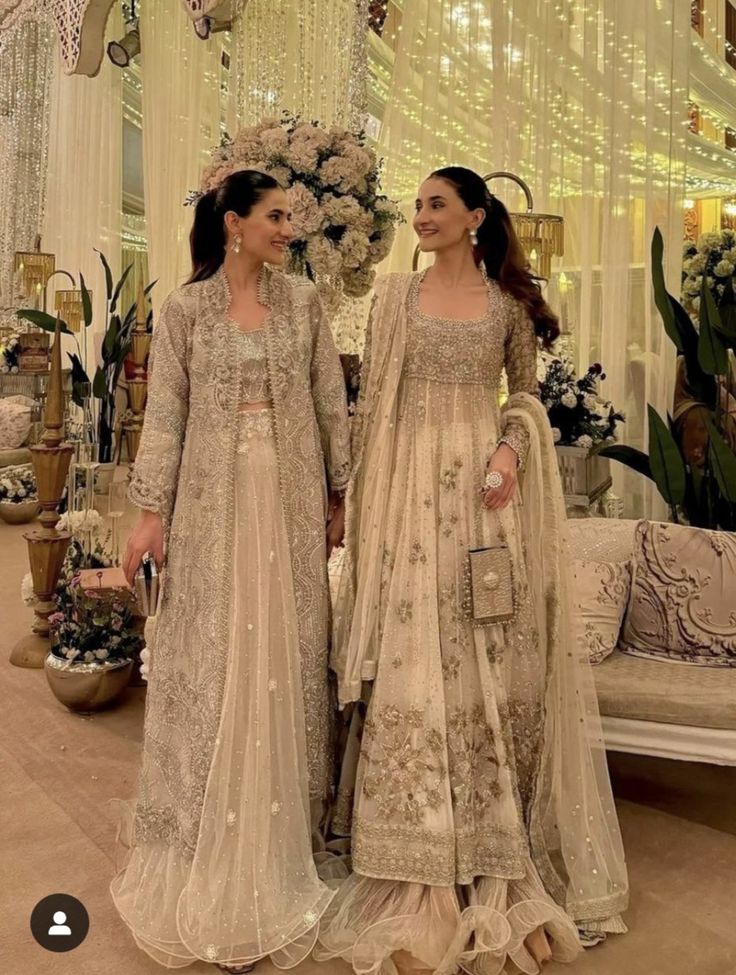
413,177 -> 483,254
226,187 -> 294,265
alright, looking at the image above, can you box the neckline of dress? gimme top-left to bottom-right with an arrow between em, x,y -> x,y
411,268 -> 492,325
218,265 -> 271,335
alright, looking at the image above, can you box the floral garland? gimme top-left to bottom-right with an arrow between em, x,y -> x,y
197,113 -> 402,310
681,229 -> 736,314
540,356 -> 625,448
0,464 -> 36,503
0,333 -> 20,374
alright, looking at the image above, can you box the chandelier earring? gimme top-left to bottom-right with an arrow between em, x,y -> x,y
231,233 -> 243,255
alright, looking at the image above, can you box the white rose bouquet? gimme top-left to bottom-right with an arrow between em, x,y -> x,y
682,229 -> 736,317
196,112 -> 403,305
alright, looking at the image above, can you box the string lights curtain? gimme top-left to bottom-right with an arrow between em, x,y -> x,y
0,17 -> 55,331
41,5 -> 122,367
232,0 -> 369,130
376,0 -> 691,517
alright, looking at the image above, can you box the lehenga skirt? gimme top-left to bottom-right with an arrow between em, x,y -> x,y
111,408 -> 334,969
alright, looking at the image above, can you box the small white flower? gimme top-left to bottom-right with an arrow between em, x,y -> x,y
84,651 -> 95,663
583,393 -> 599,411
95,648 -> 109,660
576,435 -> 594,449
551,427 -> 562,443
561,391 -> 577,409
714,259 -> 734,278
21,572 -> 36,606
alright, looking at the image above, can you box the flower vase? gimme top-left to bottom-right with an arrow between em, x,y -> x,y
555,445 -> 612,515
44,653 -> 133,712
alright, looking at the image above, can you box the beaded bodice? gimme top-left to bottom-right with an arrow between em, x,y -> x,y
403,275 -> 505,389
233,326 -> 271,404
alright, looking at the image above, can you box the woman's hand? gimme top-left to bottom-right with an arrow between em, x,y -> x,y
482,443 -> 519,510
123,510 -> 165,586
326,493 -> 346,559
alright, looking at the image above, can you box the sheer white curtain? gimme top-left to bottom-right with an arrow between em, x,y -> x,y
377,0 -> 690,517
42,6 -> 122,370
139,0 -> 225,310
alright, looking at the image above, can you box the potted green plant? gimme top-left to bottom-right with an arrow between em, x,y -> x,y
17,252 -> 155,475
600,228 -> 736,530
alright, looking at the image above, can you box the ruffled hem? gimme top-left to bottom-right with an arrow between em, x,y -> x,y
315,862 -> 584,975
110,798 -> 335,970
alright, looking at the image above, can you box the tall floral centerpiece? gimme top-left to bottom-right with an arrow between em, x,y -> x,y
198,113 -> 402,343
540,355 -> 625,511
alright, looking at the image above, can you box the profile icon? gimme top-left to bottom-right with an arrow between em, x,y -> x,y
48,910 -> 72,936
31,894 -> 89,952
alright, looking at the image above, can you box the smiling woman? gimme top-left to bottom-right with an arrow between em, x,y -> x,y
110,169 -> 351,972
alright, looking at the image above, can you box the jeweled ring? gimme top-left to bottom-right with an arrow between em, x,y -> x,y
484,470 -> 504,491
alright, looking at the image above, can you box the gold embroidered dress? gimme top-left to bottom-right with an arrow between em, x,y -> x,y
320,271 -> 629,975
110,266 -> 350,969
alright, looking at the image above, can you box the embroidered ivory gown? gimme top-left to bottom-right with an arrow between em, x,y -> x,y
111,267 -> 350,969
319,271 -> 628,974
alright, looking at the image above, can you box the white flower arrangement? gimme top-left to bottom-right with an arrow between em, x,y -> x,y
0,464 -> 36,503
540,357 -> 625,447
197,113 -> 403,312
0,333 -> 20,374
682,230 -> 736,314
57,508 -> 106,548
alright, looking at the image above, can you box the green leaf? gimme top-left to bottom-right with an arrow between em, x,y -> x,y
599,443 -> 654,481
143,279 -> 158,297
92,366 -> 107,400
102,314 -> 121,361
79,273 -> 93,330
699,279 -> 729,375
648,405 -> 686,506
651,228 -> 683,353
704,415 -> 736,503
96,249 -> 114,302
16,309 -> 72,335
715,276 -> 736,344
110,262 -> 133,314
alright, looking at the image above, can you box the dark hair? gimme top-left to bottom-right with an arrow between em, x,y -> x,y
187,169 -> 281,284
430,166 -> 559,348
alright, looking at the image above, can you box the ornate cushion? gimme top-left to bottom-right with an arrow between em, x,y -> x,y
620,521 -> 736,667
0,395 -> 34,450
573,559 -> 632,665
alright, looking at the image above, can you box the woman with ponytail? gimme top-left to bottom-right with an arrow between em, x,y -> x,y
112,170 -> 351,972
320,167 -> 629,974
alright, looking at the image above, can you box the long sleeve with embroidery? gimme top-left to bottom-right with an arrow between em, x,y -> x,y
500,301 -> 541,466
127,291 -> 190,531
309,290 -> 351,493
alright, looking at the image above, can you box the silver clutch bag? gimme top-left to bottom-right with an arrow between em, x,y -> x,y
463,545 -> 515,626
134,554 -> 160,617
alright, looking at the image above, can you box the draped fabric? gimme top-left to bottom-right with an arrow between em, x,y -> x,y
41,5 -> 122,368
138,0 -> 225,311
374,0 -> 691,517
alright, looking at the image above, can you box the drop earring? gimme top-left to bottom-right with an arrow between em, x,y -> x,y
231,234 -> 242,255
469,228 -> 478,247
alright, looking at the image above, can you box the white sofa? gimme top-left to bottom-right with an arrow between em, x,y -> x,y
568,518 -> 736,767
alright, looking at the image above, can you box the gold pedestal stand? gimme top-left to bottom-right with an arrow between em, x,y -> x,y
11,319 -> 73,668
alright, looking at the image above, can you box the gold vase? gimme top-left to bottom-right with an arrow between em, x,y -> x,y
10,317 -> 73,669
127,379 -> 148,413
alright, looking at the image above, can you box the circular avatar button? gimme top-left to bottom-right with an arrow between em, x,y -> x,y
30,894 -> 89,952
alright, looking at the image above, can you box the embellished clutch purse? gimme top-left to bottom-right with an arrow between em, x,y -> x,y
463,545 -> 516,627
134,554 -> 160,618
